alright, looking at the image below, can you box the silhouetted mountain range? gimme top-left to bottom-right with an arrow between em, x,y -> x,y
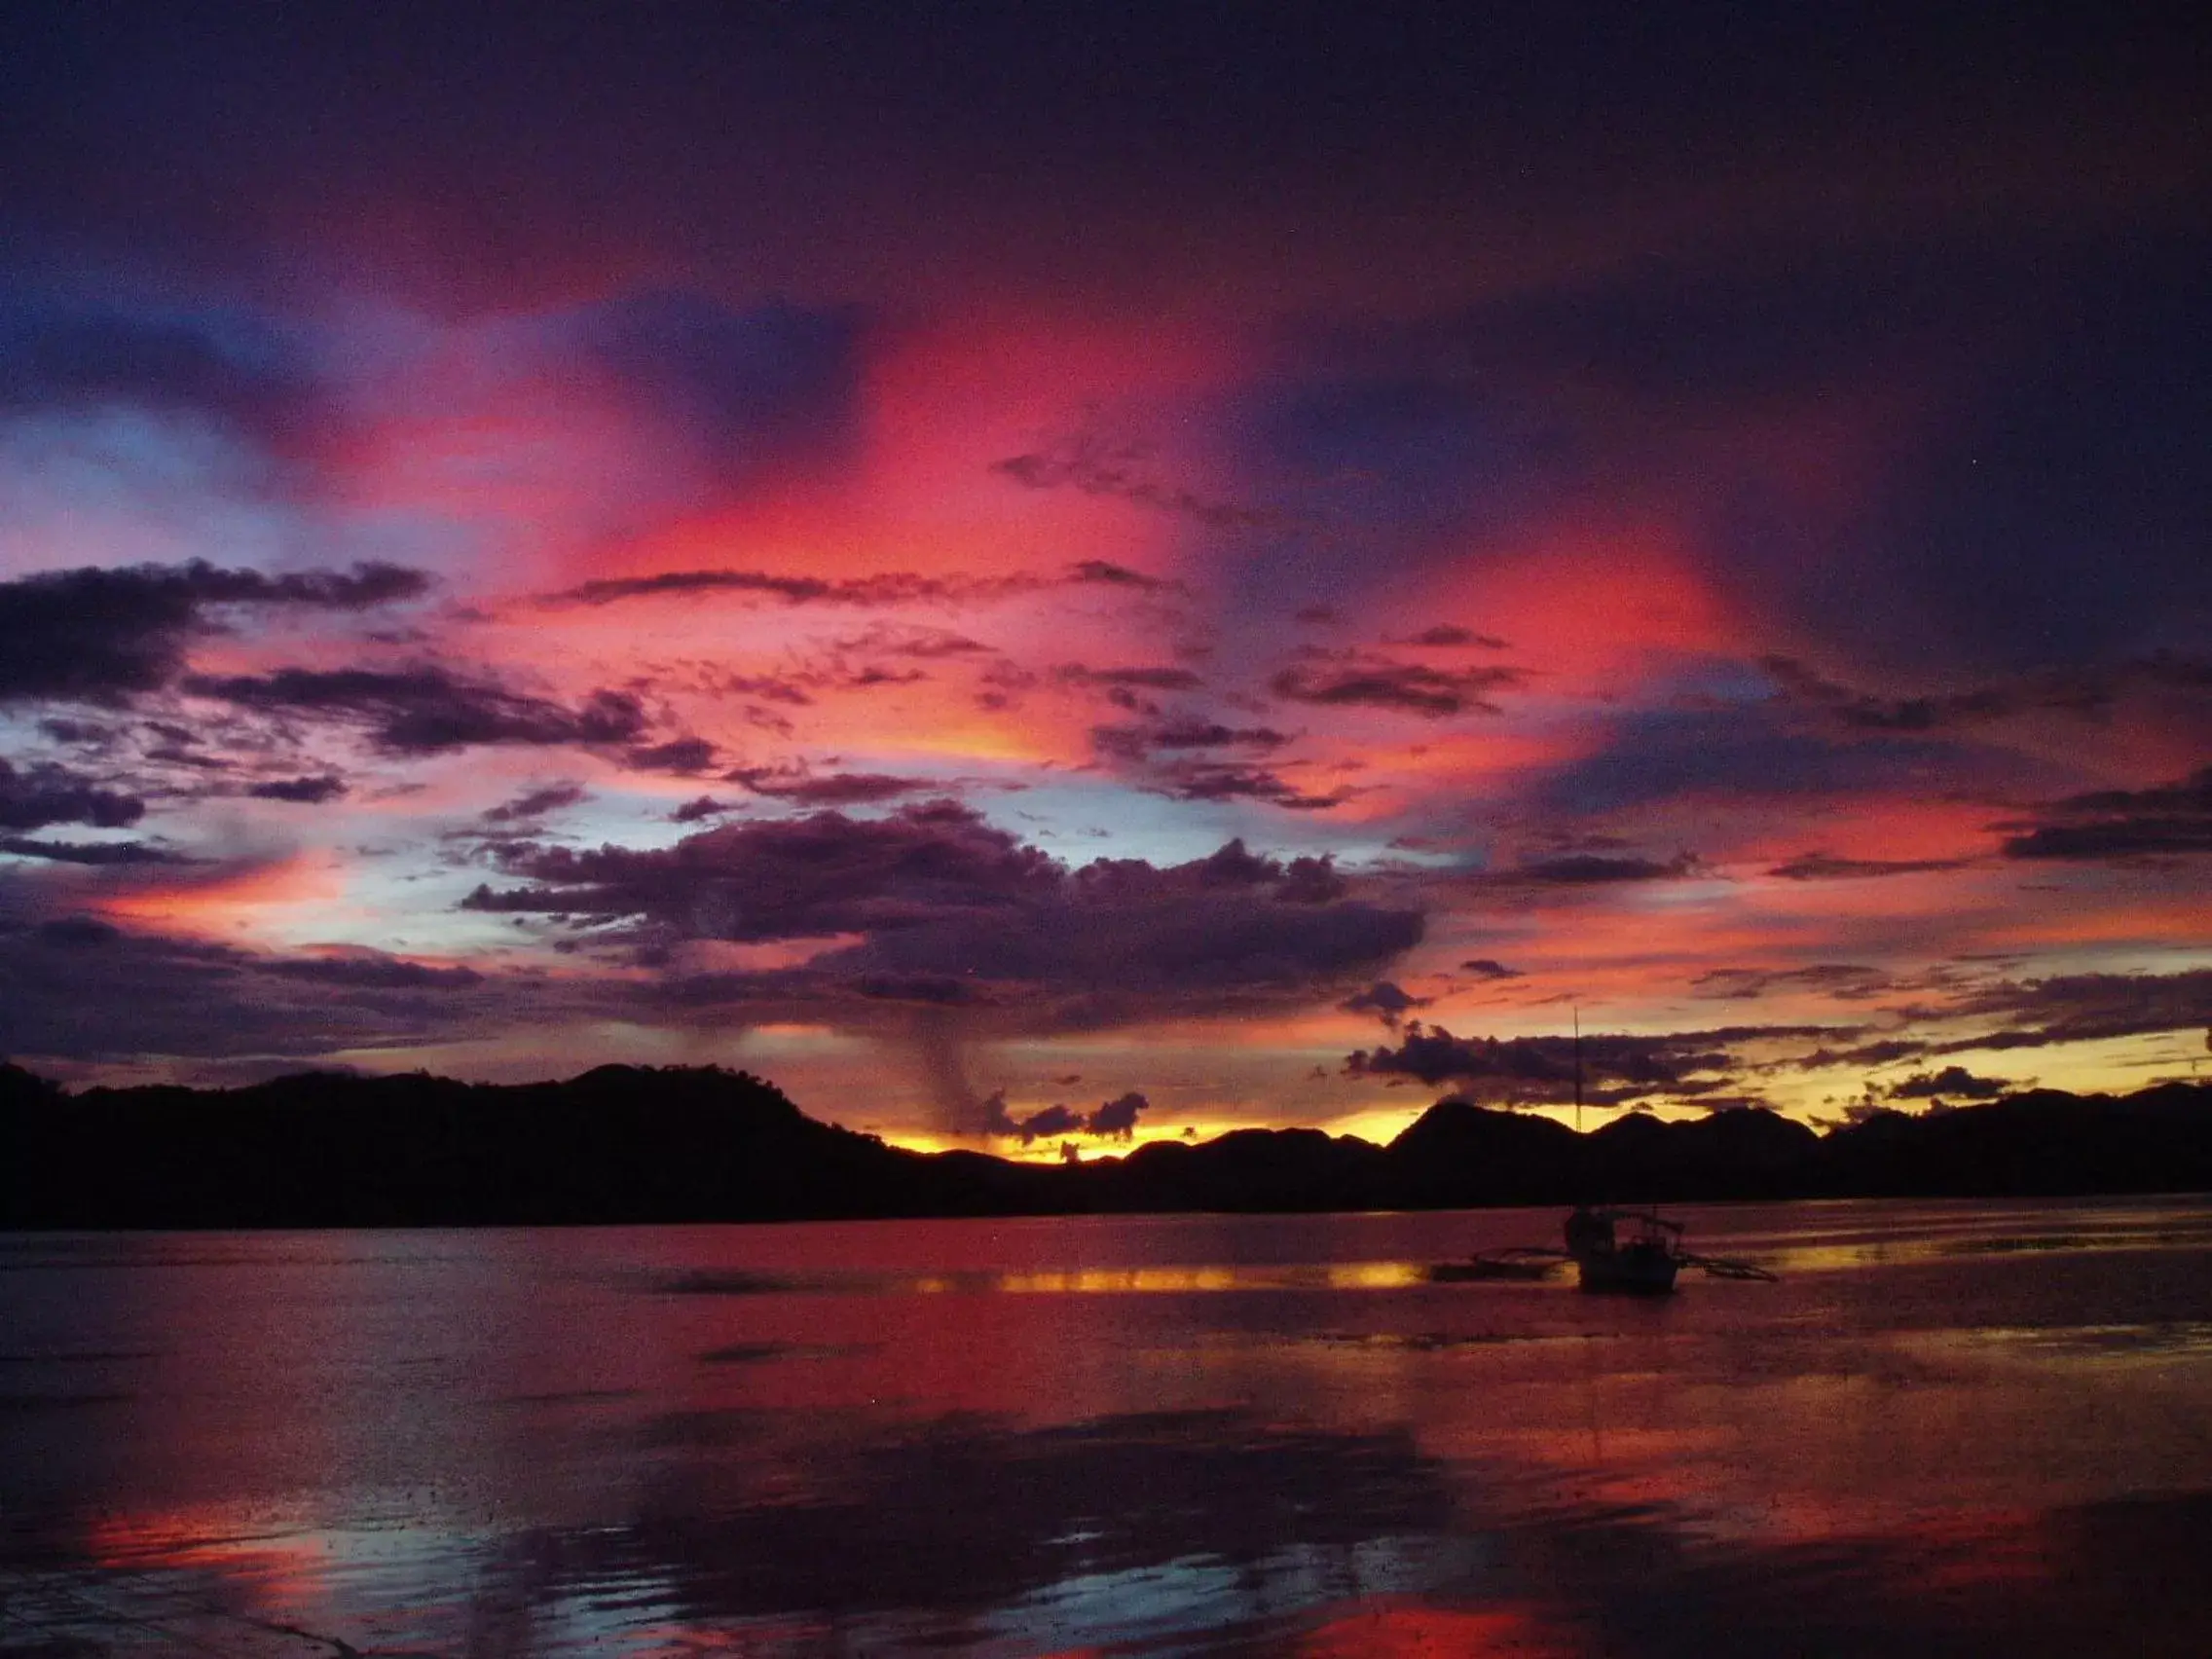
3,1061 -> 2209,1229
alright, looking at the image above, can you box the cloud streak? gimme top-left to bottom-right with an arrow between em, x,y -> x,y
538,561 -> 1181,611
183,668 -> 647,756
0,561 -> 430,706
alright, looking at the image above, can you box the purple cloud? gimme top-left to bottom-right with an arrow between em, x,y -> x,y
726,767 -> 935,806
1999,767 -> 2212,861
185,668 -> 647,756
0,561 -> 430,707
1270,656 -> 1522,718
246,774 -> 349,804
467,806 -> 1419,1031
483,783 -> 590,824
0,757 -> 144,830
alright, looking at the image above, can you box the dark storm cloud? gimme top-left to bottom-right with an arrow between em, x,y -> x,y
183,668 -> 646,755
1889,1065 -> 2009,1100
244,774 -> 348,804
466,797 -> 1062,933
0,561 -> 431,706
1345,1022 -> 1817,1106
0,757 -> 144,830
1269,656 -> 1523,719
555,291 -> 862,474
466,805 -> 1419,1029
1998,766 -> 2212,861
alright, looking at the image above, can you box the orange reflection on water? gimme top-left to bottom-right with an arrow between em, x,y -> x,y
84,1500 -> 331,1611
987,1262 -> 1426,1295
994,1267 -> 1242,1294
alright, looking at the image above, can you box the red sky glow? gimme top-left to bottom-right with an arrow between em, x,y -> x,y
0,6 -> 2205,1152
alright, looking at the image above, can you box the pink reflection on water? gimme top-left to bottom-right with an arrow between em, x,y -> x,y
3,1199 -> 2211,1655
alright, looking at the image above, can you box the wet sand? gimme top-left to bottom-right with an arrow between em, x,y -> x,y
5,1198 -> 2211,1655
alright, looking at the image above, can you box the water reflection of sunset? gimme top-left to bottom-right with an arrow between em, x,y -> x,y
1296,1601 -> 1579,1658
7,1202 -> 2212,1654
86,1502 -> 331,1608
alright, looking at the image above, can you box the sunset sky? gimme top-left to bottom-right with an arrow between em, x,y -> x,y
0,4 -> 2205,1151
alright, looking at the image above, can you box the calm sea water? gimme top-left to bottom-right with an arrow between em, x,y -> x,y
5,1198 -> 2212,1656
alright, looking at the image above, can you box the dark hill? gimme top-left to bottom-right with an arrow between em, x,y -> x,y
1814,1082 -> 2212,1198
1101,1127 -> 1387,1212
1382,1100 -> 1578,1205
1,1062 -> 936,1228
3,1061 -> 2209,1229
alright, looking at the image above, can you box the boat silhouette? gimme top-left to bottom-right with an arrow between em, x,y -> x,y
1565,1201 -> 1686,1294
1426,1011 -> 1777,1292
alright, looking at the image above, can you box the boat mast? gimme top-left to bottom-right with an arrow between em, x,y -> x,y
1572,1005 -> 1582,1138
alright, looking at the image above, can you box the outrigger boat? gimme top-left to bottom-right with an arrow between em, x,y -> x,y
1565,1202 -> 1685,1295
1426,1011 -> 1778,1294
1561,1013 -> 1685,1294
1426,1245 -> 1564,1282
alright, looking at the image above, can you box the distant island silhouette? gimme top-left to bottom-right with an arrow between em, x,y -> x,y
4,1061 -> 2208,1229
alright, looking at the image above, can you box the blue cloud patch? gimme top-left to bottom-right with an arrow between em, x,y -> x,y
1535,704 -> 1980,818
0,289 -> 313,442
555,291 -> 865,476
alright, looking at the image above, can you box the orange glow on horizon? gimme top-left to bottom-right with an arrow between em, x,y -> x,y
94,856 -> 349,938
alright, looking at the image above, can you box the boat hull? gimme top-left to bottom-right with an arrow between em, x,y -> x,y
1572,1245 -> 1680,1295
